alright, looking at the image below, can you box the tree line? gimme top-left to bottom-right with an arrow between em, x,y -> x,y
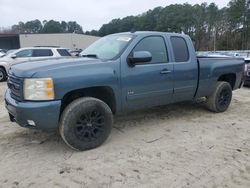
1,0 -> 250,51
5,20 -> 84,34
87,0 -> 250,51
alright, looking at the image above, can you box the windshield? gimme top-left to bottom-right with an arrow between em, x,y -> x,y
1,49 -> 17,57
80,34 -> 134,60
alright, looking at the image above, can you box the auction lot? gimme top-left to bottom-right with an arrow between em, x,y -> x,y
0,82 -> 250,187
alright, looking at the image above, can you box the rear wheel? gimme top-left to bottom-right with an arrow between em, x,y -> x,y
59,97 -> 113,151
0,67 -> 7,82
206,81 -> 232,112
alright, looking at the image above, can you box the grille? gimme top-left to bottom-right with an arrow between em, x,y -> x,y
7,74 -> 22,101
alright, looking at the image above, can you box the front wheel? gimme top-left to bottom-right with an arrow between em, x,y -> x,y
59,97 -> 113,151
206,81 -> 232,113
0,67 -> 7,82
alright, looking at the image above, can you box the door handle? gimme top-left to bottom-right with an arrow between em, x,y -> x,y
160,69 -> 172,74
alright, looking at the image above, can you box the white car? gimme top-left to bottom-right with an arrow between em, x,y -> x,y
0,52 -> 5,57
0,47 -> 71,81
0,49 -> 7,57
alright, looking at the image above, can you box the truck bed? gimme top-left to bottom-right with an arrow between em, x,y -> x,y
195,56 -> 245,98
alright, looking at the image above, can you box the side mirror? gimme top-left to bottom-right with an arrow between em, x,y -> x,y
10,54 -> 17,59
128,51 -> 152,66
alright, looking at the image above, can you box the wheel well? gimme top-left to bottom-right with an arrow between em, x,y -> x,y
218,74 -> 236,89
0,66 -> 7,74
61,86 -> 116,115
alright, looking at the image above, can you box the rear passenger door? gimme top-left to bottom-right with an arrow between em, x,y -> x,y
170,36 -> 198,102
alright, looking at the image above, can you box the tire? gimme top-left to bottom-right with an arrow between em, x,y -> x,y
59,97 -> 113,151
206,81 -> 232,113
0,67 -> 7,82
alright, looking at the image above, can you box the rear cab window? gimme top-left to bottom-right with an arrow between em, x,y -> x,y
170,36 -> 189,62
57,49 -> 71,56
32,49 -> 53,57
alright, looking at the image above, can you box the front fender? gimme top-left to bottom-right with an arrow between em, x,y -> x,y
32,60 -> 122,113
0,62 -> 10,72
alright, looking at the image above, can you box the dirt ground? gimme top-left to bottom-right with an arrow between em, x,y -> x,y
0,82 -> 250,188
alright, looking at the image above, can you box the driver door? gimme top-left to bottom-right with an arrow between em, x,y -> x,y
121,36 -> 174,111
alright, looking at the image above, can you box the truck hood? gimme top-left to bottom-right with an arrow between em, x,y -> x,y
9,57 -> 106,78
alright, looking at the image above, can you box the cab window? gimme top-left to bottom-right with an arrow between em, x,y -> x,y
133,36 -> 168,64
170,36 -> 189,62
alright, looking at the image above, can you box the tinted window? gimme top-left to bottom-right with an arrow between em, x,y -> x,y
33,49 -> 53,57
170,37 -> 189,62
15,49 -> 33,58
133,36 -> 168,63
57,49 -> 71,56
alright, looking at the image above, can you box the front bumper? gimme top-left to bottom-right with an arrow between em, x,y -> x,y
5,89 -> 61,129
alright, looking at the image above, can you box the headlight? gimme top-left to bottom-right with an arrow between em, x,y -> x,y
24,78 -> 55,100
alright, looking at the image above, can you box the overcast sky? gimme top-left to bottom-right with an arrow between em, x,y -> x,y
0,0 -> 229,31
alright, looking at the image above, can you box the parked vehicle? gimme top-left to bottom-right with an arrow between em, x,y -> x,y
5,32 -> 245,151
69,49 -> 83,56
244,64 -> 250,86
0,49 -> 8,53
0,52 -> 5,57
0,49 -> 7,57
5,49 -> 17,55
0,47 -> 71,81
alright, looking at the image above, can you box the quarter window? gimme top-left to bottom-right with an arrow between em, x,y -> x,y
170,36 -> 189,62
133,36 -> 168,63
57,49 -> 71,56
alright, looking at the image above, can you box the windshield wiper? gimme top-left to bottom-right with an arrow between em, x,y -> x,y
81,54 -> 98,58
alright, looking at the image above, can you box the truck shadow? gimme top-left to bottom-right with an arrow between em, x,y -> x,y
114,100 -> 209,129
2,100 -> 210,152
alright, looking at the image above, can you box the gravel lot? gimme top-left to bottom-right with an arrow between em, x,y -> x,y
0,82 -> 250,188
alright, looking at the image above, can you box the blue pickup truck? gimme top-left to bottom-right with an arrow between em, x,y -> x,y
5,32 -> 245,151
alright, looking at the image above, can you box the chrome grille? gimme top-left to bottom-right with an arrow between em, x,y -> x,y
7,74 -> 22,101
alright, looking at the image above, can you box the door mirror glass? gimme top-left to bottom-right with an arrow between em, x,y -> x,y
128,51 -> 152,66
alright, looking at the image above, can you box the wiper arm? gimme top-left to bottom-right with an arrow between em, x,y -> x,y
81,54 -> 98,58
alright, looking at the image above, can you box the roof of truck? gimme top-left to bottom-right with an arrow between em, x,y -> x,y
111,31 -> 189,37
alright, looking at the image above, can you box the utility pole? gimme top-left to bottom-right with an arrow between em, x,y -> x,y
213,28 -> 216,52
